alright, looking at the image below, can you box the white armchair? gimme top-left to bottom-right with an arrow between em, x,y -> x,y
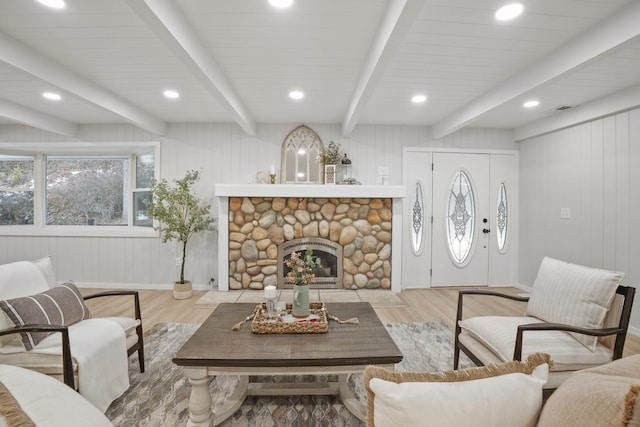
454,257 -> 635,393
0,257 -> 144,411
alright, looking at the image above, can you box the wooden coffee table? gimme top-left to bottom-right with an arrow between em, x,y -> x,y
173,301 -> 403,426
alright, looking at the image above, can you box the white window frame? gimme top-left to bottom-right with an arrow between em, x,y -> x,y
0,141 -> 160,237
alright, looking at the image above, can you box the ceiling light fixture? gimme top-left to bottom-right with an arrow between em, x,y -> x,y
523,100 -> 540,108
495,3 -> 524,21
42,92 -> 62,101
36,0 -> 66,9
163,90 -> 180,99
411,94 -> 427,104
269,0 -> 293,8
289,90 -> 304,100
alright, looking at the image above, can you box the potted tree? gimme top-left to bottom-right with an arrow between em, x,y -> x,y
145,170 -> 216,299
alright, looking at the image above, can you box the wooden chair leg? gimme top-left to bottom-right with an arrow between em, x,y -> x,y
136,325 -> 145,373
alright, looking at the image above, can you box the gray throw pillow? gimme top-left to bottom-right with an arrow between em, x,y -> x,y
0,282 -> 92,350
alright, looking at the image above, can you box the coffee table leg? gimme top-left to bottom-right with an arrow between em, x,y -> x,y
338,374 -> 366,421
184,367 -> 213,427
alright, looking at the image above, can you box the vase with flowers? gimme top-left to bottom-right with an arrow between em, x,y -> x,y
284,247 -> 319,317
316,141 -> 343,185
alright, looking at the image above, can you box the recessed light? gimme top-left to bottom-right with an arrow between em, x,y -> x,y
163,90 -> 180,99
495,3 -> 524,21
36,0 -> 66,9
411,94 -> 427,103
42,92 -> 62,101
523,100 -> 540,108
289,90 -> 304,100
269,0 -> 293,8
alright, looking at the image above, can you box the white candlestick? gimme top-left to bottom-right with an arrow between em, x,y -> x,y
270,164 -> 276,175
264,285 -> 276,299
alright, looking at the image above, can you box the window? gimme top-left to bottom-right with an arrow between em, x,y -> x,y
0,142 -> 158,236
446,170 -> 475,265
0,155 -> 34,225
46,157 -> 128,226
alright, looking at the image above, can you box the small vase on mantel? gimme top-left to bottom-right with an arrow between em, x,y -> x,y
292,284 -> 310,318
324,164 -> 337,185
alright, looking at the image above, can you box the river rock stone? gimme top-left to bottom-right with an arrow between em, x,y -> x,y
258,210 -> 276,228
241,240 -> 259,262
339,226 -> 357,245
267,225 -> 284,245
378,243 -> 391,260
241,198 -> 255,214
272,198 -> 286,212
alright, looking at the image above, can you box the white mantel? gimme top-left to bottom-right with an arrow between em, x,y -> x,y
214,184 -> 406,292
214,184 -> 407,198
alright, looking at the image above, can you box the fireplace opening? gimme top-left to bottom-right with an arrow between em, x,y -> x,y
277,238 -> 343,289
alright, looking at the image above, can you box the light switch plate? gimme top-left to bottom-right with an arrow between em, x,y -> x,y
560,208 -> 571,219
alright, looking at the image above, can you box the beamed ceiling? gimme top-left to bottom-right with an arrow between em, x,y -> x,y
0,0 -> 639,139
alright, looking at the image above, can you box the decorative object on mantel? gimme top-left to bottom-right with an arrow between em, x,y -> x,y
280,125 -> 324,184
285,247 -> 319,317
145,170 -> 217,299
317,141 -> 344,185
324,164 -> 336,185
337,153 -> 361,185
269,164 -> 276,184
255,171 -> 270,184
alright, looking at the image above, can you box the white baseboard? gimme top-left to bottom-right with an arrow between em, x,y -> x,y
71,281 -> 214,291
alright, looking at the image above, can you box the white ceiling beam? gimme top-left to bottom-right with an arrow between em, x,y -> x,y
431,1 -> 640,140
0,31 -> 166,136
0,98 -> 77,136
514,83 -> 640,142
341,0 -> 425,137
126,0 -> 256,136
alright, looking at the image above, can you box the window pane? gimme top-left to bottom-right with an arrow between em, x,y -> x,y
46,157 -> 128,226
133,191 -> 152,227
446,170 -> 475,264
496,182 -> 508,253
136,153 -> 154,189
0,156 -> 34,225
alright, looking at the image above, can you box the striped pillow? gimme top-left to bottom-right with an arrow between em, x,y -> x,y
0,282 -> 92,351
526,257 -> 624,351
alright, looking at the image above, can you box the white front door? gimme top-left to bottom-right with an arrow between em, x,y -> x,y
431,153 -> 491,287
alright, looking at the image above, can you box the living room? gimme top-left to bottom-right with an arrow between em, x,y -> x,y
1,0 -> 640,426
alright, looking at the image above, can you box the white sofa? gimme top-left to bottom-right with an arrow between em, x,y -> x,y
0,257 -> 144,411
0,364 -> 113,426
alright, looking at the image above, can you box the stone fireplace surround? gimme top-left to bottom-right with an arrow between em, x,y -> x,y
215,184 -> 406,293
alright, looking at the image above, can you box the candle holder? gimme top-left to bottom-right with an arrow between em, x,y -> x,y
270,174 -> 276,184
265,296 -> 277,319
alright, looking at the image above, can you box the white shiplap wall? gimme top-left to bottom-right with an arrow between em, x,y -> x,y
519,108 -> 640,332
0,123 -> 515,289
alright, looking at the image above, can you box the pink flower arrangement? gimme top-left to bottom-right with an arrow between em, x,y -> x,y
284,247 -> 319,286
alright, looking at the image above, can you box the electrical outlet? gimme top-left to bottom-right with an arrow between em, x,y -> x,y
560,208 -> 571,219
175,257 -> 181,267
378,166 -> 389,176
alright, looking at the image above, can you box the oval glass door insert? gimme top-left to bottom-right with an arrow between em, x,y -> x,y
447,170 -> 475,265
496,182 -> 508,253
411,180 -> 424,255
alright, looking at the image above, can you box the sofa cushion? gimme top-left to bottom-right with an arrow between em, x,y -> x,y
526,257 -> 624,351
363,353 -> 550,427
0,283 -> 92,350
537,355 -> 640,427
458,315 -> 614,370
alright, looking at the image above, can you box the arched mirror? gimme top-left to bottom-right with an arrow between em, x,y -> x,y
280,125 -> 324,183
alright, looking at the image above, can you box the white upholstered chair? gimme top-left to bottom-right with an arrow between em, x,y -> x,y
454,257 -> 635,392
0,257 -> 144,411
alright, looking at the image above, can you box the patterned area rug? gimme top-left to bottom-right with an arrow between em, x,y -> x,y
105,321 -> 473,426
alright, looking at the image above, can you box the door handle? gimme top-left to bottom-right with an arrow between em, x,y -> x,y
482,228 -> 490,234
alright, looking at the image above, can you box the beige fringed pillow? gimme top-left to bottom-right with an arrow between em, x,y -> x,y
538,354 -> 640,427
363,353 -> 552,427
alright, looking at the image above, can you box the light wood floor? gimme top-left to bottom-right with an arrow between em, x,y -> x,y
81,287 -> 640,358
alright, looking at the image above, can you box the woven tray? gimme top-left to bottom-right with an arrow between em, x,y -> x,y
251,302 -> 328,334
